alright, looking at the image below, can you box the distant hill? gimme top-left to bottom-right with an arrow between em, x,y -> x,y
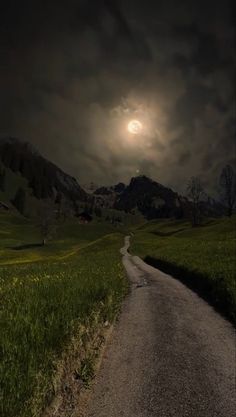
0,137 -> 88,216
93,182 -> 126,210
0,138 -> 224,220
94,183 -> 126,196
114,176 -> 187,219
93,176 -> 188,219
94,176 -> 225,220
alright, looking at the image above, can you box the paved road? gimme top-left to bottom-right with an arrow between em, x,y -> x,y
85,236 -> 235,417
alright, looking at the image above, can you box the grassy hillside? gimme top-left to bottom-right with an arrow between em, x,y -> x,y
0,212 -> 129,417
0,211 -> 125,265
131,216 -> 236,324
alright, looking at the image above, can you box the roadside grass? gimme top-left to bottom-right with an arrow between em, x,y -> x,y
0,212 -> 129,417
131,216 -> 236,324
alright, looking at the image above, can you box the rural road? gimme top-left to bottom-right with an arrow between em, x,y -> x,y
85,236 -> 235,417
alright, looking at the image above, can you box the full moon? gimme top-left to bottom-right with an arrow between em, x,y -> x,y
128,119 -> 143,135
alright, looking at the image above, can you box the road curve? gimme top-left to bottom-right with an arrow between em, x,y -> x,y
85,236 -> 235,417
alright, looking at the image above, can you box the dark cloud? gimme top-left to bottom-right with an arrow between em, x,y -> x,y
178,151 -> 192,166
0,0 -> 235,194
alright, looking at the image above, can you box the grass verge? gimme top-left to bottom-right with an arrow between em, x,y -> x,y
131,216 -> 236,324
1,232 -> 128,417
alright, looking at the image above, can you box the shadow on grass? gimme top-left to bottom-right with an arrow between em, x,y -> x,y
144,256 -> 236,327
8,243 -> 44,250
151,228 -> 186,237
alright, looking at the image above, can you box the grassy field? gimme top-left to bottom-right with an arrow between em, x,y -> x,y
0,212 -> 129,417
0,212 -> 126,265
131,216 -> 236,324
2,210 -> 235,416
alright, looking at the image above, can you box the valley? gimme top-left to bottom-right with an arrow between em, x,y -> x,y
0,138 -> 235,417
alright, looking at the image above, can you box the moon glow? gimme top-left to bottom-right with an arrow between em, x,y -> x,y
128,119 -> 143,135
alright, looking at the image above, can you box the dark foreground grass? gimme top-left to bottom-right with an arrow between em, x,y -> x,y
131,216 -> 236,324
0,233 -> 128,417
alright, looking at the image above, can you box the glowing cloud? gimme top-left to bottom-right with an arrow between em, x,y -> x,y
128,119 -> 143,135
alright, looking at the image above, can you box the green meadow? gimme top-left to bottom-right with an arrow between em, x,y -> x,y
1,210 -> 235,417
0,212 -> 129,417
131,216 -> 236,323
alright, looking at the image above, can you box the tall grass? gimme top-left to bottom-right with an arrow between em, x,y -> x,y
1,233 -> 128,417
131,217 -> 236,323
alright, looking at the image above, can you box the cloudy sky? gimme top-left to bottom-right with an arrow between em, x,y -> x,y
0,0 -> 235,193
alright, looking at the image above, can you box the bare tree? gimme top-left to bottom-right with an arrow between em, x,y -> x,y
38,204 -> 56,245
220,165 -> 236,217
56,194 -> 71,222
186,176 -> 204,226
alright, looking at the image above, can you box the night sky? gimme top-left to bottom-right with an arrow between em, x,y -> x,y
1,0 -> 235,192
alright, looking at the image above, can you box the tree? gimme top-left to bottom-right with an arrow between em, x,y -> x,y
55,192 -> 66,221
94,207 -> 102,217
11,187 -> 26,215
186,176 -> 204,226
220,165 -> 236,217
60,198 -> 72,222
38,205 -> 55,245
0,167 -> 6,191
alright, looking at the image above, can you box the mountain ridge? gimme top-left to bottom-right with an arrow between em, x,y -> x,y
0,138 -> 223,219
0,137 -> 87,202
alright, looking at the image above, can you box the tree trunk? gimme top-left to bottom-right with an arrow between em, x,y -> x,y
227,206 -> 232,217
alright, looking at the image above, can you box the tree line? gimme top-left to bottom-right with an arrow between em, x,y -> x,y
187,164 -> 235,226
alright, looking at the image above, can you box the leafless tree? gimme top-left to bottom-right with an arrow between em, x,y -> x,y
220,165 -> 236,217
56,194 -> 71,222
38,204 -> 56,245
186,176 -> 205,226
